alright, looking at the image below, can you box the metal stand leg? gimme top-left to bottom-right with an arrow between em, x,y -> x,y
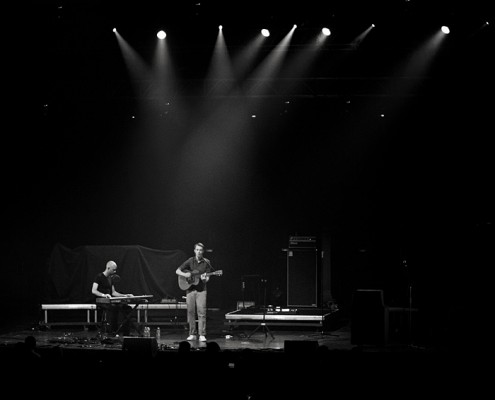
115,304 -> 142,336
248,278 -> 274,340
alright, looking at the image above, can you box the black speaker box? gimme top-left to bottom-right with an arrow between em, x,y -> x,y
284,340 -> 319,353
122,337 -> 158,357
287,249 -> 318,307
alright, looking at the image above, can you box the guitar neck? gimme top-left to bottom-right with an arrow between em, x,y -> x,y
193,270 -> 221,277
206,270 -> 222,277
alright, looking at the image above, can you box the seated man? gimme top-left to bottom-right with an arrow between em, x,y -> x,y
92,260 -> 142,336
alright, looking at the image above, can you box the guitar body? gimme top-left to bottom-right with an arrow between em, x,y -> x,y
178,270 -> 223,291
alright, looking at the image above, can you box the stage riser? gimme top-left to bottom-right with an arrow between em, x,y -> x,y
225,308 -> 337,329
39,303 -> 187,328
226,321 -> 325,328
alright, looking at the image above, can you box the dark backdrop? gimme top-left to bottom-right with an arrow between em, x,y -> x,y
44,243 -> 188,304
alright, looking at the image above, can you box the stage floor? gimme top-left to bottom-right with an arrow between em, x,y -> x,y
0,305 -> 447,358
0,308 -> 353,353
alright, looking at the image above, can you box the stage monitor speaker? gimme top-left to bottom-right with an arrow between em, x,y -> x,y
122,337 -> 158,358
287,249 -> 318,307
284,340 -> 319,353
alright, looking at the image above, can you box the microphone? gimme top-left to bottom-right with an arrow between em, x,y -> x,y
204,258 -> 216,271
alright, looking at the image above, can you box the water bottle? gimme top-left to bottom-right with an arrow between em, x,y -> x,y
156,327 -> 161,340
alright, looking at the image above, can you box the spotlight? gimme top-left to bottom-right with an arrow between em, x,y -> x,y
441,25 -> 450,34
157,30 -> 166,39
322,27 -> 331,36
112,28 -> 117,33
261,29 -> 270,37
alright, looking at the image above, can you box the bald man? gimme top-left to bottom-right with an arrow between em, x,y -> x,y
92,260 -> 130,299
92,260 -> 139,336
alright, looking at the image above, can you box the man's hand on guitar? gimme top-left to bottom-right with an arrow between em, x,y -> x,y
201,273 -> 210,282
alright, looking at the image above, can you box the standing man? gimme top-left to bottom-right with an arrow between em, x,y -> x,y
92,260 -> 140,336
176,242 -> 213,342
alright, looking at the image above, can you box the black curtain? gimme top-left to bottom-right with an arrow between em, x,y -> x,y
44,243 -> 188,303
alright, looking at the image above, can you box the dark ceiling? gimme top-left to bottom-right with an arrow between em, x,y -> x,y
5,1 -> 493,310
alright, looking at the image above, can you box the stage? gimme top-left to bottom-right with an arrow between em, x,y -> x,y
2,307 -> 352,353
0,305 -> 471,357
1,307 -> 486,398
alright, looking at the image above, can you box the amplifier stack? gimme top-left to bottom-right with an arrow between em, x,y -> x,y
287,235 -> 318,307
288,236 -> 317,249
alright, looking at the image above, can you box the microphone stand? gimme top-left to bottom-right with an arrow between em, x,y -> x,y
242,278 -> 246,310
248,278 -> 274,340
402,258 -> 414,347
402,258 -> 424,350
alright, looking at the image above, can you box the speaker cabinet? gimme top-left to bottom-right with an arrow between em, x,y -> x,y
287,249 -> 318,307
284,340 -> 319,353
122,337 -> 158,358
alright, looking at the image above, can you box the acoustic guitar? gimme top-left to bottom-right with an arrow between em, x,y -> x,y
178,270 -> 223,291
